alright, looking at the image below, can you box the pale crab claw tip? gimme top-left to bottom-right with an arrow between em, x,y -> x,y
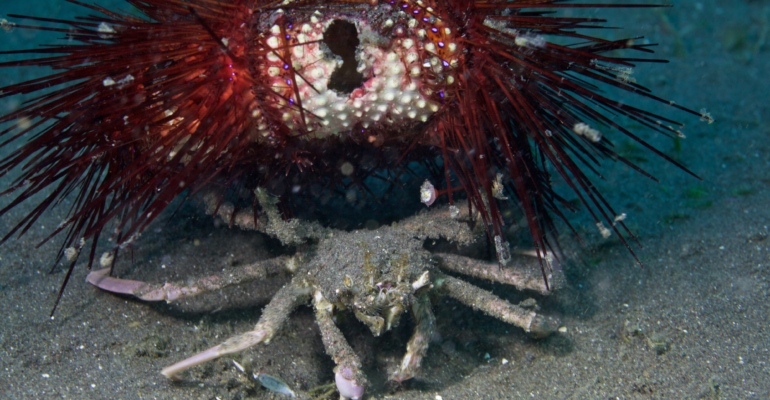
86,267 -> 148,296
161,344 -> 224,379
411,271 -> 430,290
335,368 -> 365,399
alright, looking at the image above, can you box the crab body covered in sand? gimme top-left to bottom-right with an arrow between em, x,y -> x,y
88,189 -> 561,399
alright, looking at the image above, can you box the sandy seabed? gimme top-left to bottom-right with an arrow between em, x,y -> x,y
1,0 -> 769,399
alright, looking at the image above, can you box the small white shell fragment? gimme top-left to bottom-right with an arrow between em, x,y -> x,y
232,360 -> 246,373
502,358 -> 509,365
420,180 -> 437,206
64,247 -> 78,261
449,205 -> 460,219
99,252 -> 114,268
412,271 -> 430,290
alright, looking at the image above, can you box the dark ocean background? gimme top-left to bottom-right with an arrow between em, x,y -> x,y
1,1 -> 768,399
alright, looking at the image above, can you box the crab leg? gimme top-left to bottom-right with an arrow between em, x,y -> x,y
436,253 -> 562,295
161,279 -> 310,379
391,294 -> 436,382
86,256 -> 293,302
312,290 -> 367,400
434,272 -> 559,338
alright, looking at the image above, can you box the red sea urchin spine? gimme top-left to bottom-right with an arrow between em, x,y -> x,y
0,0 -> 704,311
0,0 -> 271,310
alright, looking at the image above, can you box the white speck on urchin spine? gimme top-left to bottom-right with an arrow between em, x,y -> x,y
699,108 -> 715,124
596,222 -> 612,238
97,22 -> 116,39
514,32 -> 546,49
573,122 -> 602,142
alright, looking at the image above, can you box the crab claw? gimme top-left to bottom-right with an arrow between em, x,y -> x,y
86,267 -> 200,301
529,315 -> 560,339
86,268 -> 154,298
335,367 -> 365,400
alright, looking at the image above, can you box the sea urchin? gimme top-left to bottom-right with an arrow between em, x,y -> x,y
1,0 -> 704,394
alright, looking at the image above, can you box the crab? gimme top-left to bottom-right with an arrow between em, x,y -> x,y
86,188 -> 562,399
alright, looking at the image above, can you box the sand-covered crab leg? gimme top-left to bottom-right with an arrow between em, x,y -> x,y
434,272 -> 559,339
436,252 -> 563,295
86,256 -> 294,302
312,290 -> 367,400
391,294 -> 435,382
161,279 -> 310,379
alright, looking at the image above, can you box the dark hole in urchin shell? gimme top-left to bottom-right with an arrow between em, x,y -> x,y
324,19 -> 365,94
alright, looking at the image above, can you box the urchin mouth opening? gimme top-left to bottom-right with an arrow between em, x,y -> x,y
324,19 -> 364,94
